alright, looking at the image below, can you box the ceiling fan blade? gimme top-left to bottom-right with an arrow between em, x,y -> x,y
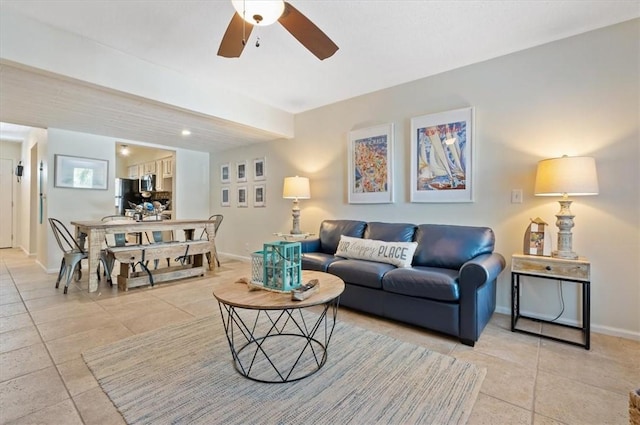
278,2 -> 338,60
217,12 -> 254,58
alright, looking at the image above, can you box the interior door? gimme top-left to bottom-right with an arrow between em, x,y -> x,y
0,158 -> 14,247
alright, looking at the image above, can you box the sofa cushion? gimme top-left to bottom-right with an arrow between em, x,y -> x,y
318,220 -> 367,254
328,259 -> 396,289
301,252 -> 343,272
413,224 -> 495,269
335,235 -> 418,268
382,267 -> 460,302
364,222 -> 416,242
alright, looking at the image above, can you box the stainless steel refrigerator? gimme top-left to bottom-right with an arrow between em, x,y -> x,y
115,178 -> 141,215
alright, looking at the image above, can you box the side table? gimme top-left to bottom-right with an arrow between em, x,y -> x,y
273,232 -> 315,241
511,254 -> 591,349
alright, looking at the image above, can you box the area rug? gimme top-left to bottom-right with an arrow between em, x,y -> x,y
83,314 -> 485,425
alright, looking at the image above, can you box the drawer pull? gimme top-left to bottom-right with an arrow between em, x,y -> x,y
545,266 -> 552,271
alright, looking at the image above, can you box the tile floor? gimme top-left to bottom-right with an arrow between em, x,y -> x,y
1,248 -> 638,424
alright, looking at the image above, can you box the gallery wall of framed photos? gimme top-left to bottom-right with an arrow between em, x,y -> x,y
219,157 -> 267,208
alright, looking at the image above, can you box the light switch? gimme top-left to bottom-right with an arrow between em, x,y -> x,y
511,189 -> 523,204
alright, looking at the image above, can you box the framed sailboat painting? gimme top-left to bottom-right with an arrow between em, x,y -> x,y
410,107 -> 474,203
348,123 -> 394,204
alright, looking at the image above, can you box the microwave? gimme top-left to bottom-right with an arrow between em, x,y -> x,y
140,174 -> 156,192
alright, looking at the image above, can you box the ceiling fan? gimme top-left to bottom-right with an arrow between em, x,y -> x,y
217,0 -> 339,60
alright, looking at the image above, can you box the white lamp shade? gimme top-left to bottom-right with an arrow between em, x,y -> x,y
231,0 -> 285,26
534,156 -> 599,196
283,176 -> 310,199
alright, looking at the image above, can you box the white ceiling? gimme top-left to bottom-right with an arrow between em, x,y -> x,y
1,0 -> 638,152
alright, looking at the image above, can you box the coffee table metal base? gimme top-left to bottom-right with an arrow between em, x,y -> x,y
217,299 -> 339,383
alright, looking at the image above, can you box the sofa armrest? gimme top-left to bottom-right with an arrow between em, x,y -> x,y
459,252 -> 506,288
300,238 -> 321,253
458,252 -> 506,345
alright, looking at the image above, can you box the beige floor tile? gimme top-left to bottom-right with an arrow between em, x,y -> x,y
0,312 -> 33,333
535,371 -> 628,424
29,301 -> 106,325
538,339 -> 640,396
588,332 -> 640,365
467,393 -> 532,425
0,291 -> 22,306
45,322 -> 133,364
6,399 -> 83,425
0,324 -> 42,354
123,308 -> 194,334
98,297 -> 177,322
452,347 -> 536,410
0,302 -> 27,318
457,324 -> 540,368
0,342 -> 53,382
533,413 -> 568,424
23,291 -> 95,313
37,310 -> 117,342
57,358 -> 99,397
0,366 -> 69,423
73,387 -> 126,425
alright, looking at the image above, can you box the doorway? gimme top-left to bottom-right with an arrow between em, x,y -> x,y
0,158 -> 14,247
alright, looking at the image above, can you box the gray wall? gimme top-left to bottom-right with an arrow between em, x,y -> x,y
212,20 -> 640,339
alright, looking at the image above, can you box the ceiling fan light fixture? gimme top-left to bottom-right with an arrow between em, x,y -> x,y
231,0 -> 285,26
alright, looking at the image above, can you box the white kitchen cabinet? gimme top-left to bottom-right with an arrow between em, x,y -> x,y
127,165 -> 138,179
162,157 -> 174,178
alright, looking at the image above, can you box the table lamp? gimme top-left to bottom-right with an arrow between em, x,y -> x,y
534,155 -> 599,259
283,176 -> 310,234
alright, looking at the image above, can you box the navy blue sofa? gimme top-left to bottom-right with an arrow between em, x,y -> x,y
300,220 -> 506,346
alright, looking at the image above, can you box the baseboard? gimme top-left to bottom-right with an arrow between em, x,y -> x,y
494,305 -> 640,341
218,252 -> 250,263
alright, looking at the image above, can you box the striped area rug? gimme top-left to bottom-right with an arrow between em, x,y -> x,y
83,313 -> 485,424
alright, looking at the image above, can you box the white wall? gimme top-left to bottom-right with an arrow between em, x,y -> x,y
40,129 -> 210,271
213,20 -> 640,339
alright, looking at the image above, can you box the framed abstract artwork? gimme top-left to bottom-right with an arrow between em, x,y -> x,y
221,187 -> 230,207
236,161 -> 247,183
347,123 -> 394,204
253,184 -> 266,207
220,163 -> 230,184
410,107 -> 474,203
253,157 -> 266,181
237,185 -> 248,207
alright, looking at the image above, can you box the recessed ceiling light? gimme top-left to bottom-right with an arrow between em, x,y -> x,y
181,129 -> 191,136
120,145 -> 130,156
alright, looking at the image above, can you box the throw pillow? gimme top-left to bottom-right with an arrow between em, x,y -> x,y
335,235 -> 417,268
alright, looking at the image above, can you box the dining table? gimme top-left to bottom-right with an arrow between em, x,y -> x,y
71,218 -> 218,293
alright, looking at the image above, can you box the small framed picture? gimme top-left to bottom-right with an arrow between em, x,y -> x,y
221,187 -> 230,207
237,185 -> 248,207
253,157 -> 266,181
254,184 -> 266,207
220,163 -> 230,184
236,161 -> 247,183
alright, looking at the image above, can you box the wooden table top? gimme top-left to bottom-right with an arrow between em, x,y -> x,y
212,270 -> 345,309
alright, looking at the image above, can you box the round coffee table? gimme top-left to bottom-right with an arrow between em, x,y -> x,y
212,270 -> 345,383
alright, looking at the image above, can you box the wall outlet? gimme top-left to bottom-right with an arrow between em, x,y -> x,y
511,189 -> 523,204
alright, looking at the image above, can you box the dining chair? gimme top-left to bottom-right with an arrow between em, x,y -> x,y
98,215 -> 133,282
49,218 -> 107,294
143,215 -> 173,269
200,214 -> 223,268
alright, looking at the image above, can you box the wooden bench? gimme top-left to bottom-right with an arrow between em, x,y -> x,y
108,239 -> 211,291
